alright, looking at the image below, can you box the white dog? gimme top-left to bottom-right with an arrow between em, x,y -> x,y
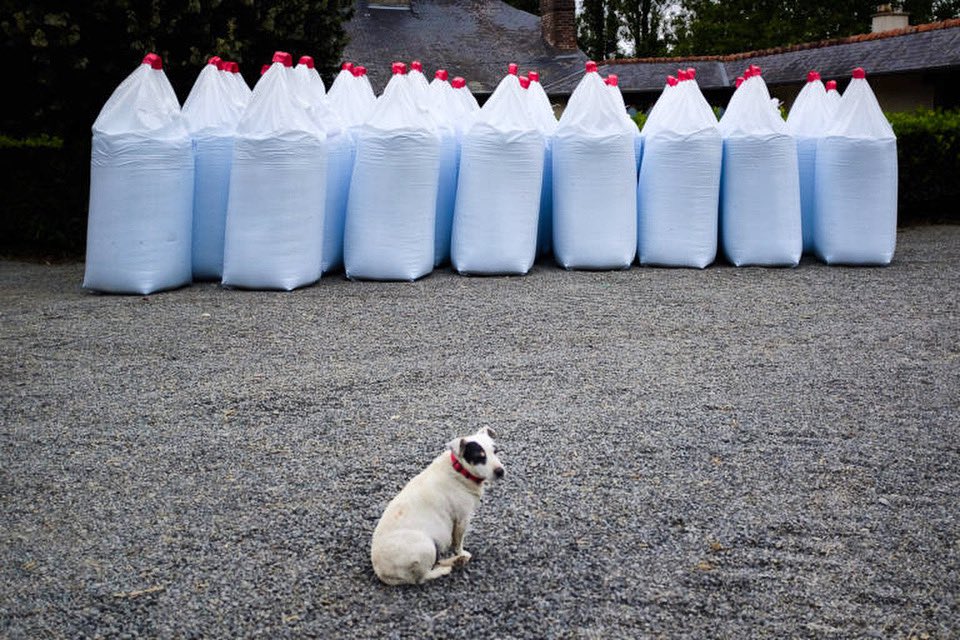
370,427 -> 504,585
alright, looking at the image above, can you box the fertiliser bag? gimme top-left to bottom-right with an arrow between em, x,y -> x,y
813,69 -> 897,265
717,70 -> 801,267
83,54 -> 193,295
182,58 -> 244,281
451,73 -> 544,275
343,67 -> 440,281
406,64 -> 458,268
525,71 -> 557,257
786,71 -> 833,253
294,57 -> 354,274
638,74 -> 721,268
221,53 -> 327,290
328,63 -> 376,128
552,63 -> 637,270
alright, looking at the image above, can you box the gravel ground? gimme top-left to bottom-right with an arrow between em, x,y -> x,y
1,226 -> 959,639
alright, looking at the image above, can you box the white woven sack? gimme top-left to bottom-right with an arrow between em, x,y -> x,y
786,73 -> 834,253
293,60 -> 354,274
552,68 -> 637,270
451,74 -> 545,275
718,73 -> 801,266
524,73 -> 557,257
638,76 -> 721,268
343,71 -> 440,281
182,60 -> 244,280
83,55 -> 193,294
222,57 -> 327,290
814,71 -> 897,265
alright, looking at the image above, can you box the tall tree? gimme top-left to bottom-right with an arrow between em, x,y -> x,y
618,0 -> 669,57
578,0 -> 621,59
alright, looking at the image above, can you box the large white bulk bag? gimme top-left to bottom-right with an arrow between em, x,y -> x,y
328,63 -> 376,128
605,74 -> 642,175
344,65 -> 440,281
718,67 -> 801,266
451,72 -> 545,275
814,68 -> 897,265
83,54 -> 193,294
524,71 -> 557,258
408,62 -> 457,267
221,60 -> 252,107
182,57 -> 244,281
638,73 -> 721,268
428,70 -> 463,266
293,56 -> 353,274
222,52 -> 327,290
553,62 -> 637,270
825,80 -> 842,117
786,71 -> 834,253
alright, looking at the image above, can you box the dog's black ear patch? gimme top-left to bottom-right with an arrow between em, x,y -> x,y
463,441 -> 487,465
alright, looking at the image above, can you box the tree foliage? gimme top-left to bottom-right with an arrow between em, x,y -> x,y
0,0 -> 354,144
578,0 -> 670,59
669,0 -> 960,56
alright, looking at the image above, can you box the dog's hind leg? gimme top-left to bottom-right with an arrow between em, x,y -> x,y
418,564 -> 453,583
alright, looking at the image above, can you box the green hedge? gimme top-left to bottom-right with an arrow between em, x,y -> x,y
1,109 -> 956,260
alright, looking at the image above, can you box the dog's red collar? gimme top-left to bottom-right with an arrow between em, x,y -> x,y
450,451 -> 484,484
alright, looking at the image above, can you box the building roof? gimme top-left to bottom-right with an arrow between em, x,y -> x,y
343,0 -> 586,94
543,18 -> 960,94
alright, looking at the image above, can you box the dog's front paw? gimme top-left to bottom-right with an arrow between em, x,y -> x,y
453,551 -> 472,567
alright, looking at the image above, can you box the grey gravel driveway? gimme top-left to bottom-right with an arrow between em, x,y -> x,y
2,226 -> 959,638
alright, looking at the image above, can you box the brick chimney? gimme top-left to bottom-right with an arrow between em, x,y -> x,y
540,0 -> 578,51
872,3 -> 909,32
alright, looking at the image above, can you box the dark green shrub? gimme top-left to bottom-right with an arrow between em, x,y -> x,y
887,109 -> 960,224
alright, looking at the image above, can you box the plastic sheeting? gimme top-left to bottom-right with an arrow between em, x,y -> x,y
451,73 -> 545,275
718,71 -> 801,266
182,60 -> 244,280
83,56 -> 194,294
638,75 -> 721,268
814,70 -> 897,265
553,67 -> 637,270
222,55 -> 327,290
344,70 -> 440,281
786,73 -> 834,253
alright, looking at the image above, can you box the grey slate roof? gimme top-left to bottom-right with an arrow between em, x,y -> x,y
343,0 -> 587,94
543,19 -> 960,95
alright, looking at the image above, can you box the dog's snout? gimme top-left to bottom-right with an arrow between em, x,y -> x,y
494,467 -> 505,479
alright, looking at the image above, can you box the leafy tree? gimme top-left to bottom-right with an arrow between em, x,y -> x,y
670,0 -> 960,56
578,0 -> 621,59
502,0 -> 540,14
618,0 -> 670,57
0,0 -> 354,144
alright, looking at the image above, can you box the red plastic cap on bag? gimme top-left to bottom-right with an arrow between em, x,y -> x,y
677,69 -> 690,81
519,76 -> 530,89
528,71 -> 540,83
606,74 -> 619,87
749,64 -> 761,76
411,60 -> 423,72
735,76 -> 745,88
585,60 -> 598,73
666,75 -> 678,87
508,62 -> 519,75
452,77 -> 466,89
392,61 -> 407,75
260,64 -> 270,76
357,65 -> 367,76
142,53 -> 162,70
272,51 -> 293,67
207,55 -> 222,67
342,62 -> 354,71
852,67 -> 866,79
228,62 -> 240,74
299,56 -> 315,69
352,66 -> 362,77
826,79 -> 838,91
435,69 -> 449,81
687,67 -> 696,79
806,70 -> 820,83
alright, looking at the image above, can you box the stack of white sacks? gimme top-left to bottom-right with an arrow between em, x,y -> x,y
83,55 -> 898,294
